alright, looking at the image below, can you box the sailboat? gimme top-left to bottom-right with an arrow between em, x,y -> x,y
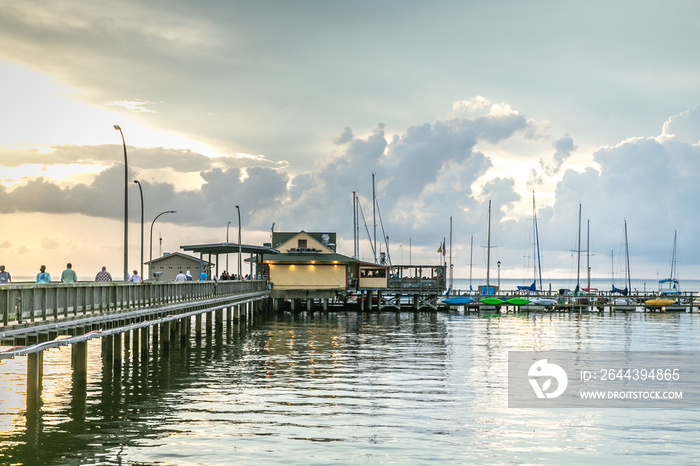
519,193 -> 555,309
563,204 -> 597,311
478,200 -> 505,308
646,230 -> 685,310
440,216 -> 476,307
611,220 -> 637,311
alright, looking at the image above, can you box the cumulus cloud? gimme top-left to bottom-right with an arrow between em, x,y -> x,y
539,134 -> 576,176
662,106 -> 700,144
542,133 -> 700,265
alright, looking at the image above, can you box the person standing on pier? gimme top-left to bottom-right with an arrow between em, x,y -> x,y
61,263 -> 78,283
0,265 -> 11,284
36,265 -> 51,283
200,270 -> 208,281
130,270 -> 142,283
95,266 -> 112,282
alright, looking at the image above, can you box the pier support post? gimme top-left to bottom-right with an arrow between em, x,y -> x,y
73,341 -> 88,383
162,321 -> 170,352
132,328 -> 139,357
140,326 -> 149,360
323,298 -> 328,311
27,351 -> 43,400
206,311 -> 213,336
152,324 -> 159,356
113,332 -> 122,370
290,299 -> 297,311
195,314 -> 202,339
215,309 -> 224,335
306,298 -> 312,311
123,330 -> 131,358
181,316 -> 189,345
103,334 -> 114,366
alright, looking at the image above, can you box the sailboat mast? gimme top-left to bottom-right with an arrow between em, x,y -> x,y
486,200 -> 491,288
352,191 -> 358,259
533,193 -> 543,293
587,219 -> 591,290
449,216 -> 453,291
611,249 -> 614,289
670,230 -> 677,281
469,235 -> 473,291
372,174 -> 377,264
576,204 -> 581,291
624,220 -> 631,292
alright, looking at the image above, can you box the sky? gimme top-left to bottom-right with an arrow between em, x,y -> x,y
1,0 -> 700,285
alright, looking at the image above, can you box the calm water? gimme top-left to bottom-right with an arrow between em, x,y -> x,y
2,310 -> 700,464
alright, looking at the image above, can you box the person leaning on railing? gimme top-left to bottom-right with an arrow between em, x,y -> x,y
0,265 -> 10,284
36,265 -> 51,284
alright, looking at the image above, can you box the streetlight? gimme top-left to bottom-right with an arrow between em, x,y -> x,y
236,205 -> 242,279
497,261 -> 501,290
134,180 -> 144,280
226,221 -> 231,273
113,124 -> 128,281
149,210 -> 176,279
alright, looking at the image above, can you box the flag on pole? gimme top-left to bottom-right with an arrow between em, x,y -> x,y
437,243 -> 442,254
442,239 -> 446,256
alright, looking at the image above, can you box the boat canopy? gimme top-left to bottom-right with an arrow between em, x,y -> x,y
517,281 -> 536,292
659,278 -> 679,286
611,285 -> 628,296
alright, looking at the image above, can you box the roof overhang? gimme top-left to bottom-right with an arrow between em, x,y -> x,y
181,243 -> 279,256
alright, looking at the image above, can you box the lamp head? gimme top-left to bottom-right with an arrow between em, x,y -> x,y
113,125 -> 122,131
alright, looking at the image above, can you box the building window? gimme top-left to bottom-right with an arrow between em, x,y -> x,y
361,268 -> 386,278
298,239 -> 307,250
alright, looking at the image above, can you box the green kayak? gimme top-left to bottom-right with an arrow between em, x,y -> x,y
480,298 -> 505,306
505,298 -> 531,306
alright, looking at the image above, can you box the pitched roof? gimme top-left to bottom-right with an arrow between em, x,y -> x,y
144,251 -> 213,266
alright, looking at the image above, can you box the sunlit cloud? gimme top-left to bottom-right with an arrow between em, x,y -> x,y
105,100 -> 156,113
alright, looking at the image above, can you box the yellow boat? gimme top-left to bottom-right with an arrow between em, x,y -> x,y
645,298 -> 677,307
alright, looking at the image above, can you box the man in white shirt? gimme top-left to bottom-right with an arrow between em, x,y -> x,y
175,271 -> 187,282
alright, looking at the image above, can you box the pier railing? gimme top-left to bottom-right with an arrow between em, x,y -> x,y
0,280 -> 268,327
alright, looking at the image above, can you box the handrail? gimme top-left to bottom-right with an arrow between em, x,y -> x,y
0,280 -> 267,327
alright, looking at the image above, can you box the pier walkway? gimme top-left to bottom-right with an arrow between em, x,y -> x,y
1,280 -> 269,399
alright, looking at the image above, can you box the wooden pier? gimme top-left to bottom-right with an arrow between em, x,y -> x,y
1,280 -> 269,400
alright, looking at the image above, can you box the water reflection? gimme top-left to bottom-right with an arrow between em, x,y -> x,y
1,311 -> 699,464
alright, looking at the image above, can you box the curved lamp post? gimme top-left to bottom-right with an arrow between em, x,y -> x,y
236,205 -> 242,279
113,125 -> 128,281
134,180 -> 144,280
149,210 -> 176,279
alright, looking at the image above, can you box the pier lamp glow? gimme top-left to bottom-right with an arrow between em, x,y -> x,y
134,180 -> 144,281
114,124 -> 129,281
149,210 -> 176,280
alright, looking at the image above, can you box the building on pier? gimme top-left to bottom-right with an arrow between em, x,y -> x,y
144,252 -> 214,281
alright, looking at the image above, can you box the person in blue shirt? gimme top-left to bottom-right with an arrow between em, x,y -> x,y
36,265 -> 51,283
199,271 -> 207,281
